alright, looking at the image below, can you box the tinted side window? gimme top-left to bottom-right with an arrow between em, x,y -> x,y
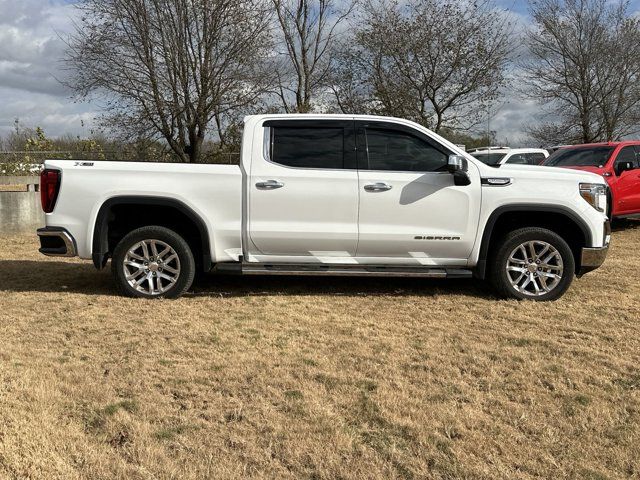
271,127 -> 344,169
364,128 -> 448,172
544,146 -> 614,167
505,154 -> 528,164
616,146 -> 638,168
634,146 -> 640,167
527,153 -> 546,165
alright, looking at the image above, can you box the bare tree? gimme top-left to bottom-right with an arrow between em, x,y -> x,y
332,0 -> 513,133
65,0 -> 273,163
271,0 -> 354,113
525,121 -> 578,147
524,0 -> 640,143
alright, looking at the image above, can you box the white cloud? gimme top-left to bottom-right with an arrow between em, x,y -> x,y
0,0 -> 96,138
464,6 -> 539,146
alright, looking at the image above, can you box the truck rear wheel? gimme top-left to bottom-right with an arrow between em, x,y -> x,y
489,227 -> 575,301
111,226 -> 195,299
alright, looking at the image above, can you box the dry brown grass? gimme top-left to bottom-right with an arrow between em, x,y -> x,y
1,222 -> 639,479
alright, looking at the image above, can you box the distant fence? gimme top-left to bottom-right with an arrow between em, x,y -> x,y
0,150 -> 241,175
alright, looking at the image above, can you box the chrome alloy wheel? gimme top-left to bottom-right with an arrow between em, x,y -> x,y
505,240 -> 564,297
123,239 -> 181,296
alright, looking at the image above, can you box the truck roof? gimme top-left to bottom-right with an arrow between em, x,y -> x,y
244,113 -> 411,122
471,147 -> 549,154
561,141 -> 640,149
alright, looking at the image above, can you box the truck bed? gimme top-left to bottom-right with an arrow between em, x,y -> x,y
43,160 -> 243,262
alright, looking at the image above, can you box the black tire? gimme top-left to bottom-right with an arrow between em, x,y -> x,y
111,225 -> 195,299
488,227 -> 575,301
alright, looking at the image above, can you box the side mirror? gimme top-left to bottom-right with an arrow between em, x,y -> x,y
447,155 -> 466,173
448,155 -> 471,186
615,161 -> 634,176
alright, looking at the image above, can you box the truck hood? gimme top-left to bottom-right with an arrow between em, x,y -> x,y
556,165 -> 608,176
494,164 -> 606,184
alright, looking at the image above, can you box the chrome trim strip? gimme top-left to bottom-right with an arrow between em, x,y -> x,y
37,229 -> 77,257
481,177 -> 512,186
241,264 -> 473,278
243,268 -> 448,277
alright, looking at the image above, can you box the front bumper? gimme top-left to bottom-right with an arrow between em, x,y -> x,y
579,246 -> 609,275
37,227 -> 77,257
577,220 -> 610,276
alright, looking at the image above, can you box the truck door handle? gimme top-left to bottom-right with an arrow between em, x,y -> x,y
256,180 -> 284,190
364,182 -> 392,192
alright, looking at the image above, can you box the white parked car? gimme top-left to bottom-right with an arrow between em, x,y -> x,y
470,147 -> 549,167
37,114 -> 609,300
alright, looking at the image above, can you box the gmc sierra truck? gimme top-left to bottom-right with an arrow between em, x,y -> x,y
37,114 -> 611,300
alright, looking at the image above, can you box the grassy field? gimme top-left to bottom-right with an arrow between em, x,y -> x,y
1,223 -> 639,479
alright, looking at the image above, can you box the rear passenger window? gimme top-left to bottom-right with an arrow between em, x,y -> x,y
527,153 -> 546,165
271,127 -> 344,169
506,154 -> 527,164
505,153 -> 546,165
364,128 -> 448,172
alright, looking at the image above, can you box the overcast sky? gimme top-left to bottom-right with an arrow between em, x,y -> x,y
0,0 -> 639,145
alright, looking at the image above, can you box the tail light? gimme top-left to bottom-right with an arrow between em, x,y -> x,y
40,169 -> 61,213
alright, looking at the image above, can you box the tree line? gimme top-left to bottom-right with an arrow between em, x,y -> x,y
57,0 -> 640,162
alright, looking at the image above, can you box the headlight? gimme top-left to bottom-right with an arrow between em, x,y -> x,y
579,183 -> 607,212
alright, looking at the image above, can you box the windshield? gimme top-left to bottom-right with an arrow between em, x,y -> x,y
473,152 -> 507,165
544,146 -> 614,167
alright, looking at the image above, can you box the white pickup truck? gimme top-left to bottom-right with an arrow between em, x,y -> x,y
37,114 -> 610,300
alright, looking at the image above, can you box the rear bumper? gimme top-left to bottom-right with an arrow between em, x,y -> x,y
578,220 -> 610,276
37,227 -> 77,257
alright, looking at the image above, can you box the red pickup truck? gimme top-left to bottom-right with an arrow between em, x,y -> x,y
543,141 -> 640,219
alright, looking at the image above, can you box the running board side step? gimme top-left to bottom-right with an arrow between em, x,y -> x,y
227,263 -> 473,278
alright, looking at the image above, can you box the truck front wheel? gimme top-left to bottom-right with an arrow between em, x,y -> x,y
489,227 -> 575,301
111,226 -> 195,299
